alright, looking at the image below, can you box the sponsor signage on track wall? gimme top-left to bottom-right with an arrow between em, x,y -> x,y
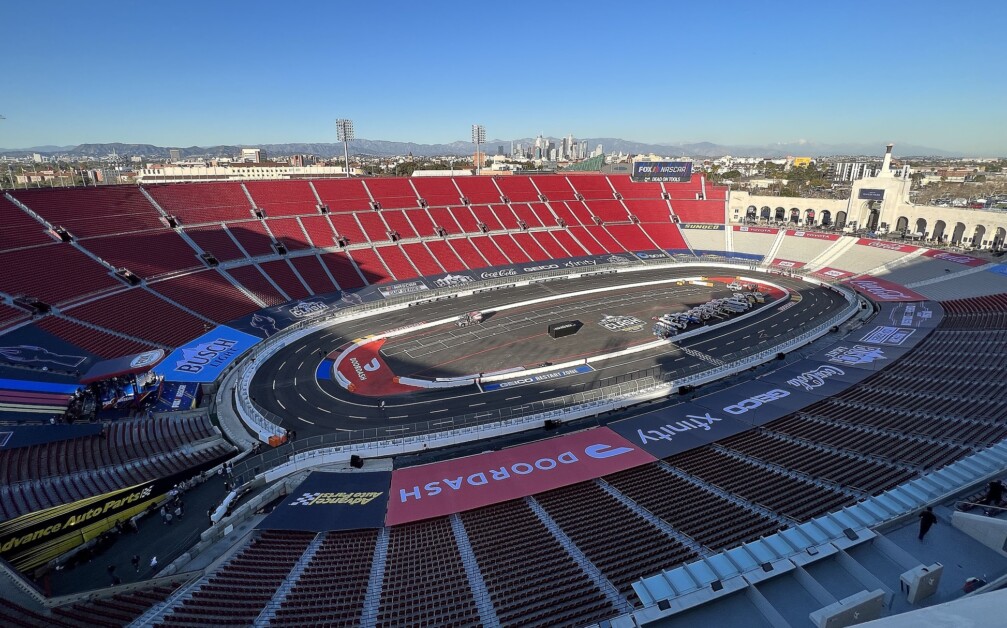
855,239 -> 919,253
810,342 -> 912,371
608,403 -> 752,459
922,249 -> 986,267
385,427 -> 654,526
631,161 -> 693,183
258,471 -> 391,532
733,226 -> 779,234
844,276 -> 927,302
679,224 -> 725,230
813,267 -> 854,280
785,230 -> 840,241
771,259 -> 806,269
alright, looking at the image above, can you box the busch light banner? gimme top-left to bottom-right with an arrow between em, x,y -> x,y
632,161 -> 693,183
858,188 -> 885,201
258,471 -> 391,532
154,326 -> 261,383
385,427 -> 654,526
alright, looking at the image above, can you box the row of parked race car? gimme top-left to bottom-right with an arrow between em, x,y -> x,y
652,282 -> 765,339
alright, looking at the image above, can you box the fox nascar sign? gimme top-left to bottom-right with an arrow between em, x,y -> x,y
154,326 -> 261,383
632,161 -> 693,183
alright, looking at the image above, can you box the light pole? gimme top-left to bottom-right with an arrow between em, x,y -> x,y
471,124 -> 485,175
335,119 -> 354,178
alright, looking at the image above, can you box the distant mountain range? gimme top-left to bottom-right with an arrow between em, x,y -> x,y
0,138 -> 967,159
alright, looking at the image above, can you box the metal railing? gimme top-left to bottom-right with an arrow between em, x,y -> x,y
228,273 -> 859,482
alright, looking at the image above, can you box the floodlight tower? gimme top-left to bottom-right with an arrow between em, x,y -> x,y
471,124 -> 485,175
335,118 -> 354,178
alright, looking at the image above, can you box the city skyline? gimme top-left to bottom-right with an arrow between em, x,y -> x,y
3,0 -> 1006,154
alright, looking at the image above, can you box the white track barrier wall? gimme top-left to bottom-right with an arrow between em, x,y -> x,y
227,261 -> 859,485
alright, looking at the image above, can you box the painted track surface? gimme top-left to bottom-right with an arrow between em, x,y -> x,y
249,268 -> 846,439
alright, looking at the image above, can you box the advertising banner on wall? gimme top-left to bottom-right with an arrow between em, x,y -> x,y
153,326 -> 261,383
608,402 -> 753,459
756,362 -> 869,400
785,230 -> 840,241
845,276 -> 927,302
734,226 -> 780,235
922,249 -> 987,267
771,259 -> 806,269
632,161 -> 693,183
855,239 -> 919,254
385,427 -> 654,526
808,341 -> 912,371
680,224 -> 726,231
858,189 -> 886,201
258,471 -> 392,532
0,457 -> 220,571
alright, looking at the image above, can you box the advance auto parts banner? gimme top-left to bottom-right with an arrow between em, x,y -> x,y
0,461 -> 216,572
258,471 -> 391,532
386,427 -> 653,526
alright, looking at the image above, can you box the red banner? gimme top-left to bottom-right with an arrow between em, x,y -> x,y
771,258 -> 806,269
856,239 -> 918,253
785,229 -> 840,241
385,427 -> 654,526
813,267 -> 854,280
734,225 -> 779,234
844,275 -> 927,302
923,249 -> 986,267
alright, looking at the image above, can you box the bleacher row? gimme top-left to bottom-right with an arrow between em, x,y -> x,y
67,292 -> 993,627
0,580 -> 186,628
0,175 -> 721,353
0,416 -> 234,522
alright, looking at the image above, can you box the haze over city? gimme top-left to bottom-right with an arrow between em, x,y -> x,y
3,0 -> 1006,155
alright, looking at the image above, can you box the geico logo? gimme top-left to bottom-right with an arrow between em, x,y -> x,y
635,413 -> 722,444
723,389 -> 790,415
522,264 -> 559,273
397,442 -> 633,503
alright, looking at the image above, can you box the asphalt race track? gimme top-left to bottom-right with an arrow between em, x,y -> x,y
248,268 -> 847,439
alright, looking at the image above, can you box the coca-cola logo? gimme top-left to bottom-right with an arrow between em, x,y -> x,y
480,268 -> 518,279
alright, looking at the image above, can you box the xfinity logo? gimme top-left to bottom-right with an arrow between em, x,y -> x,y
635,413 -> 722,444
723,389 -> 790,415
785,365 -> 845,391
397,442 -> 634,503
563,259 -> 597,268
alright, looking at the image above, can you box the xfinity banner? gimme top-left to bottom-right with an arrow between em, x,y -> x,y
608,402 -> 752,459
632,161 -> 693,183
385,427 -> 654,526
154,326 -> 261,383
258,471 -> 391,532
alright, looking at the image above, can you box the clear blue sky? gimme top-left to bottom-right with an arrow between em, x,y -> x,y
3,0 -> 1005,154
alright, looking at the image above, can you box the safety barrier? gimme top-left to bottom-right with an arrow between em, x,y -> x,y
225,261 -> 859,483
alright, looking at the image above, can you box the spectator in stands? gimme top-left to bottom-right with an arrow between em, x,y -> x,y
982,479 -> 1005,507
918,507 -> 938,540
131,555 -> 140,572
164,511 -> 173,526
149,556 -> 158,570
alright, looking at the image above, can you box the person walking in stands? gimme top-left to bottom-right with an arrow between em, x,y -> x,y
918,507 -> 938,540
149,556 -> 157,570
